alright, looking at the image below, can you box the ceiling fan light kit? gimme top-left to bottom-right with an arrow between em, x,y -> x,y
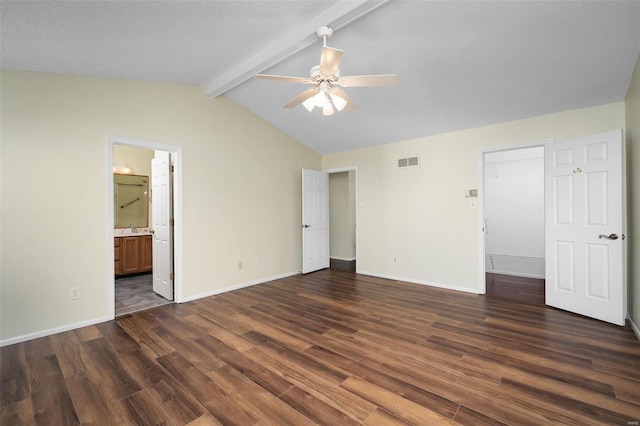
255,26 -> 397,116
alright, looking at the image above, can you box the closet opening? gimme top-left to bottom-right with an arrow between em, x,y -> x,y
481,145 -> 545,304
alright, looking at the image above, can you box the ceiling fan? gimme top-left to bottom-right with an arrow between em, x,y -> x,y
255,26 -> 397,116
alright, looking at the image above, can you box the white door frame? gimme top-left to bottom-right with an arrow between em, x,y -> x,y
107,136 -> 183,319
477,140 -> 552,294
325,166 -> 359,272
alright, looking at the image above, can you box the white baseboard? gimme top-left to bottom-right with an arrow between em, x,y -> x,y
0,315 -> 111,348
357,270 -> 481,294
1,271 -> 300,347
488,270 -> 545,279
181,271 -> 300,303
627,314 -> 640,342
330,256 -> 356,261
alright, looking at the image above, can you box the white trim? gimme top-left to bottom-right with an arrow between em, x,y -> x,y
477,139 -> 552,294
0,316 -> 110,347
627,314 -> 640,342
181,271 -> 300,303
487,271 -> 545,280
330,256 -> 356,261
358,271 -> 481,295
325,166 -> 359,273
108,136 -> 184,320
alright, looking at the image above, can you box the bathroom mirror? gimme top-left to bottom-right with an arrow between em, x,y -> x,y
114,174 -> 149,228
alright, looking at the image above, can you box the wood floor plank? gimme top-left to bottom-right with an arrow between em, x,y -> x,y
185,413 -> 223,426
244,330 -> 349,385
454,405 -> 509,426
462,353 -> 640,420
117,323 -> 175,359
65,371 -> 133,426
29,354 -> 80,425
2,269 -> 639,425
244,345 -> 377,422
120,349 -> 207,425
358,354 -> 581,425
152,325 -> 226,373
501,378 -> 640,425
279,385 -> 362,426
196,334 -> 294,397
363,408 -> 411,425
95,321 -> 141,354
0,344 -> 30,406
303,344 -> 460,419
340,375 -> 459,425
118,389 -> 174,426
206,364 -> 315,426
156,351 -> 258,426
48,331 -> 89,379
1,399 -> 34,426
428,335 -> 617,397
247,304 -> 367,361
82,338 -> 142,401
73,325 -> 103,343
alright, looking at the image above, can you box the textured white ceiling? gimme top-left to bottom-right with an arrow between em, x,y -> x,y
2,1 -> 639,155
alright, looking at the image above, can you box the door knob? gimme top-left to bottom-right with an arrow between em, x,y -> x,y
598,233 -> 619,240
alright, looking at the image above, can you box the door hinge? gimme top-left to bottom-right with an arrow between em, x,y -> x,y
170,165 -> 175,173
170,272 -> 175,280
170,218 -> 175,226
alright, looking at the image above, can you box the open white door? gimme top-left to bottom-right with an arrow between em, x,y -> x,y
545,130 -> 624,325
151,151 -> 174,300
302,169 -> 330,274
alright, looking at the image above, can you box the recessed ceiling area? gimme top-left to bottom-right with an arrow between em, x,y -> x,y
2,1 -> 639,155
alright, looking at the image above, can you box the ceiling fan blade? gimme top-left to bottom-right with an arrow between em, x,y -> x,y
320,46 -> 343,76
339,74 -> 397,87
283,88 -> 319,108
255,74 -> 312,84
330,87 -> 359,112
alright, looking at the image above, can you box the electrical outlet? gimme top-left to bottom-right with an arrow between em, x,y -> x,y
70,287 -> 80,300
238,261 -> 243,270
393,256 -> 397,262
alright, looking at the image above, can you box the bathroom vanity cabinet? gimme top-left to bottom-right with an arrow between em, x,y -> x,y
115,235 -> 152,276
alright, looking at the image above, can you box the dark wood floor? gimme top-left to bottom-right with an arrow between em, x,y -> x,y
485,273 -> 545,305
2,270 -> 639,425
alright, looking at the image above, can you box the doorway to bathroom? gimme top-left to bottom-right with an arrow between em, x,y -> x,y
108,136 -> 182,318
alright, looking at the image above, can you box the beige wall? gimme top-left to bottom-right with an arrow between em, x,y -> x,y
329,171 -> 356,260
625,55 -> 640,330
113,144 -> 153,177
0,70 -> 320,343
323,102 -> 626,292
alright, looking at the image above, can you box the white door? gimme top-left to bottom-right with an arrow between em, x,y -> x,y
545,130 -> 624,325
302,169 -> 330,274
151,151 -> 174,300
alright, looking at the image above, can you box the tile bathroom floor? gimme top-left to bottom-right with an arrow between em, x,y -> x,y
115,273 -> 172,316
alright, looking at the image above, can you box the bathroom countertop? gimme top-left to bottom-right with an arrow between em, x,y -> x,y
114,229 -> 152,237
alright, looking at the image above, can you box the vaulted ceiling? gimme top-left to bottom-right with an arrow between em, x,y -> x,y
2,1 -> 639,154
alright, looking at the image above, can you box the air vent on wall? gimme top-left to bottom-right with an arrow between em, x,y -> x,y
398,156 -> 420,168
